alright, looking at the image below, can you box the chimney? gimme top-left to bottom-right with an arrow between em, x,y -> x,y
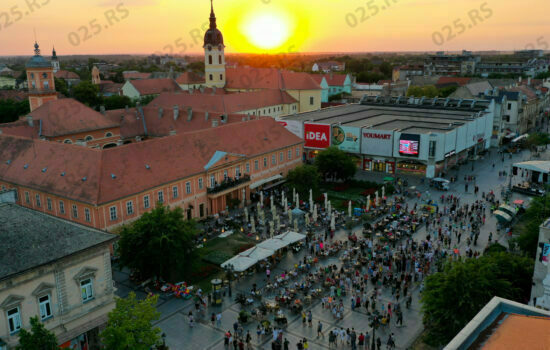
189,87 -> 194,94
26,116 -> 33,127
528,77 -> 531,85
169,130 -> 177,136
212,86 -> 217,95
212,119 -> 218,127
173,105 -> 179,120
125,105 -> 129,112
100,105 -> 106,115
242,117 -> 246,122
187,107 -> 193,121
205,111 -> 209,121
200,86 -> 205,94
158,107 -> 164,118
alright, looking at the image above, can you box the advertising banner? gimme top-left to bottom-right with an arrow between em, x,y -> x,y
399,133 -> 420,156
332,125 -> 360,153
361,129 -> 393,156
304,123 -> 331,149
276,119 -> 303,138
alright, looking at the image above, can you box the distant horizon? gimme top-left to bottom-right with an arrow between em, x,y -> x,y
1,0 -> 548,56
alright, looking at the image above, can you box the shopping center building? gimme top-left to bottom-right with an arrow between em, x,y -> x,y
280,96 -> 495,178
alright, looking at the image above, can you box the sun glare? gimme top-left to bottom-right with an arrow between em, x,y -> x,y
244,13 -> 290,50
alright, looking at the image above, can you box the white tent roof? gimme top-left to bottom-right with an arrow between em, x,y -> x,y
274,231 -> 307,245
513,161 -> 550,174
257,238 -> 288,251
240,246 -> 275,261
498,204 -> 516,216
221,255 -> 257,272
494,210 -> 512,222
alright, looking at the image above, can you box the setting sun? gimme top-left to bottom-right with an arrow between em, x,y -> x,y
243,13 -> 291,50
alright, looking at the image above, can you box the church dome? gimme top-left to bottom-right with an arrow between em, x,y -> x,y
26,42 -> 52,68
204,28 -> 224,47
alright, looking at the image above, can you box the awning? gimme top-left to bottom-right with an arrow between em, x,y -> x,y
511,134 -> 528,143
513,161 -> 550,174
249,174 -> 283,190
263,179 -> 287,190
240,246 -> 275,261
221,255 -> 257,272
498,205 -> 516,217
494,210 -> 512,223
274,231 -> 307,245
257,239 -> 288,251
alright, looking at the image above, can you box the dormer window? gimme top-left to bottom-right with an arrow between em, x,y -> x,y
42,73 -> 47,79
208,45 -> 212,51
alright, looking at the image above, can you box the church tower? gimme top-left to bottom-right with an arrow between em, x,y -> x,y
91,65 -> 101,85
203,0 -> 225,88
26,42 -> 57,112
51,47 -> 60,73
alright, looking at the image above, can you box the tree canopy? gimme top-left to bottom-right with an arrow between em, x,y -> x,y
511,194 -> 550,258
117,205 -> 199,281
286,164 -> 321,199
16,316 -> 59,350
101,292 -> 161,350
421,251 -> 534,346
103,95 -> 132,110
406,85 -> 440,98
0,99 -> 30,124
72,81 -> 101,107
314,147 -> 357,182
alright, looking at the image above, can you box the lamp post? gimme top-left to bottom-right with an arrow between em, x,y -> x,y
369,311 -> 380,350
162,332 -> 166,348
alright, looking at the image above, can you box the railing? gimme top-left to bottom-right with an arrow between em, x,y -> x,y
207,174 -> 251,194
28,88 -> 57,95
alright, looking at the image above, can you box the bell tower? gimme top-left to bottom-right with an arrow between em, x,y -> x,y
203,0 -> 225,88
51,46 -> 60,73
26,42 -> 57,112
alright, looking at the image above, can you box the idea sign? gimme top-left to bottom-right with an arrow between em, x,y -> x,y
304,123 -> 331,149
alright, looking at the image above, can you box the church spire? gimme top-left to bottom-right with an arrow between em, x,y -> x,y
34,42 -> 41,56
209,0 -> 217,29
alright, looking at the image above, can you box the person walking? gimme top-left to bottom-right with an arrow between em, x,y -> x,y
246,330 -> 252,350
317,320 -> 324,338
307,310 -> 313,327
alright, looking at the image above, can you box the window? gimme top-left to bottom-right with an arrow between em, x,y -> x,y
218,56 -> 222,64
109,206 -> 117,221
85,208 -> 91,222
72,204 -> 78,218
7,307 -> 21,334
44,81 -> 49,90
310,97 -> 314,105
209,74 -> 213,81
157,191 -> 164,203
35,194 -> 41,207
223,170 -> 228,180
198,178 -> 203,189
210,174 -> 215,187
235,166 -> 240,177
172,186 -> 179,198
31,81 -> 36,89
271,155 -> 276,165
280,152 -> 283,162
220,74 -> 223,80
288,149 -> 292,160
296,147 -> 300,157
105,132 -> 113,138
126,201 -> 134,215
42,73 -> 47,78
24,191 -> 30,204
47,198 -> 52,211
263,157 -> 267,167
59,201 -> 65,214
246,163 -> 250,173
85,135 -> 93,141
254,160 -> 259,170
31,73 -> 34,79
38,295 -> 52,320
429,140 -> 436,158
144,195 -> 150,209
80,278 -> 93,302
185,182 -> 191,194
64,139 -> 72,144
507,103 -> 512,110
208,55 -> 212,64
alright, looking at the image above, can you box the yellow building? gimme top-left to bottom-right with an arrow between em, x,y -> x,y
0,199 -> 116,349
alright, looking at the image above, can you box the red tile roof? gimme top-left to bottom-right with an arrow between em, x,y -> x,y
149,89 -> 297,114
0,90 -> 28,102
54,70 -> 80,80
129,78 -> 182,96
176,72 -> 205,84
99,82 -> 122,94
225,67 -> 321,90
29,99 -> 120,137
436,77 -> 472,87
483,314 -> 550,350
0,118 -> 302,205
0,121 -> 38,138
311,74 -> 348,86
509,85 -> 538,100
123,72 -> 151,80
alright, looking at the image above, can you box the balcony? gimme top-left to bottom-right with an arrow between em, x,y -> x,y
207,174 -> 251,195
28,88 -> 57,95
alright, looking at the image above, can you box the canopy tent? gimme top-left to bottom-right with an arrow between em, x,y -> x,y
291,208 -> 305,215
221,255 -> 257,272
274,231 -> 306,245
511,134 -> 528,143
257,238 -> 288,251
513,161 -> 550,174
249,174 -> 283,189
383,177 -> 394,182
513,199 -> 525,205
240,246 -> 275,261
494,210 -> 512,224
498,205 -> 516,217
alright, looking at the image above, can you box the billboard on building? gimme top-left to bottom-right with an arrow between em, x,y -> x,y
332,125 -> 360,153
399,133 -> 420,156
361,129 -> 393,156
276,119 -> 303,138
304,123 -> 331,149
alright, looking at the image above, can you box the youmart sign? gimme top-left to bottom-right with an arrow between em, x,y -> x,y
361,129 -> 394,156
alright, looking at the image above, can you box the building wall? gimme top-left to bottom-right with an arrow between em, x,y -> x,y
0,244 -> 115,348
27,67 -> 57,112
121,81 -> 141,100
204,48 -> 226,88
286,89 -> 322,113
0,77 -> 16,89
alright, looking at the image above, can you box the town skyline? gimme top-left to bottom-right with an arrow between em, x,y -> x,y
0,0 -> 548,56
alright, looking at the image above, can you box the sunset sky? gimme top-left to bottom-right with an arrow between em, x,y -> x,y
1,0 -> 549,56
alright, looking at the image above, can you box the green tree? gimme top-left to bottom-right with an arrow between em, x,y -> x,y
379,61 -> 393,78
406,85 -> 439,98
314,147 -> 357,182
421,252 -> 534,346
511,194 -> 550,257
72,81 -> 101,107
0,99 -> 30,124
103,95 -> 132,110
16,316 -> 59,350
54,77 -> 69,96
101,292 -> 161,350
117,205 -> 199,281
286,164 -> 321,199
111,70 -> 125,83
187,61 -> 205,72
438,85 -> 458,97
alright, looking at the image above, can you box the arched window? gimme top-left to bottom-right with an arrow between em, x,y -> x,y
105,132 -> 113,138
208,55 -> 213,65
220,74 -> 223,80
218,56 -> 222,64
85,136 -> 93,141
64,139 -> 72,144
209,74 -> 213,81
